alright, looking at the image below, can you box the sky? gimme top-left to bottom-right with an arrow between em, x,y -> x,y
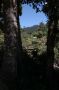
20,4 -> 48,28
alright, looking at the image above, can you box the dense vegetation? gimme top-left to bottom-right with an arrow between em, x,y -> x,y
21,23 -> 47,55
21,23 -> 59,61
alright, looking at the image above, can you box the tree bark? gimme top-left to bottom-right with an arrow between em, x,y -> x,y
46,18 -> 58,89
0,0 -> 22,89
47,20 -> 55,69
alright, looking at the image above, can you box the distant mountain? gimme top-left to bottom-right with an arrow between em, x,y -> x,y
22,25 -> 39,31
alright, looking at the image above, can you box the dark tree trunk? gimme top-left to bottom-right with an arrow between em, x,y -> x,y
0,0 -> 22,89
46,18 -> 58,89
16,1 -> 24,89
47,20 -> 55,69
46,0 -> 59,89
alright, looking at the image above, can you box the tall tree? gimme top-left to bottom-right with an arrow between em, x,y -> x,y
46,0 -> 59,89
0,0 -> 22,89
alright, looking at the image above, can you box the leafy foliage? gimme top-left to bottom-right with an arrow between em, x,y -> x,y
21,23 -> 47,55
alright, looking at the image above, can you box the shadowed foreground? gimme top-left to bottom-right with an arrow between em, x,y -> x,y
0,48 -> 59,90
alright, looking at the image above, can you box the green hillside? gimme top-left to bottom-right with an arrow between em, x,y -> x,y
21,23 -> 48,55
21,23 -> 59,61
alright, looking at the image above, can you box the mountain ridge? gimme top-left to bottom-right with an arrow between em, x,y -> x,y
22,25 -> 39,31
